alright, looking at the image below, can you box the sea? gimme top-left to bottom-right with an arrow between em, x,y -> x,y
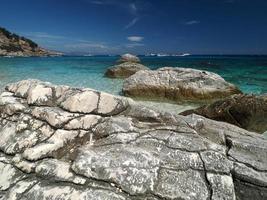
0,55 -> 266,113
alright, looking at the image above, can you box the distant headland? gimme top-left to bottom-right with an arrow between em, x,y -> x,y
0,27 -> 62,57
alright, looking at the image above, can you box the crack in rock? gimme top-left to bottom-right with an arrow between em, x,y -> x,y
0,80 -> 266,200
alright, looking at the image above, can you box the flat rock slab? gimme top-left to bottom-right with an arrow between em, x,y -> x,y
0,79 -> 266,200
123,67 -> 242,102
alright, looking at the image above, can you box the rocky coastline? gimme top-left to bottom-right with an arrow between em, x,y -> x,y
0,27 -> 61,57
0,79 -> 266,200
0,54 -> 266,200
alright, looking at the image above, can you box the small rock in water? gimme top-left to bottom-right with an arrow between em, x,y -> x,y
105,53 -> 148,78
117,53 -> 140,63
123,67 -> 242,102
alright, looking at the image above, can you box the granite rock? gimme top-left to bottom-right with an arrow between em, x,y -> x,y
117,53 -> 140,63
0,80 -> 266,200
123,67 -> 242,102
105,62 -> 149,78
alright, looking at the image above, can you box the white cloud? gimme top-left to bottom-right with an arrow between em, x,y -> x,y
124,17 -> 139,29
184,20 -> 200,25
129,3 -> 137,14
88,1 -> 142,29
127,36 -> 144,42
65,42 -> 108,49
22,32 -> 66,40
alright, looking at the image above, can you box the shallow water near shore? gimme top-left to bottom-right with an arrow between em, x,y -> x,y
0,55 -> 266,114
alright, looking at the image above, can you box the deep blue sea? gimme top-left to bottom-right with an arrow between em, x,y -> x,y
0,55 -> 266,113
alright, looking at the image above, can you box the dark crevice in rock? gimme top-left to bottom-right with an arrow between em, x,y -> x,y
88,177 -> 134,197
120,109 -> 162,124
0,175 -> 29,192
145,135 -> 208,153
229,156 -> 267,173
16,180 -> 39,200
93,140 -> 135,148
4,161 -> 34,175
36,128 -> 56,144
28,107 -> 84,129
225,135 -> 233,159
227,109 -> 242,127
0,150 -> 16,157
68,166 -> 125,192
233,178 -> 267,200
231,171 -> 267,189
92,129 -> 172,148
18,112 -> 56,131
23,155 -> 55,163
225,136 -> 267,173
198,153 -> 213,200
0,192 -> 7,199
0,113 -> 22,123
159,165 -> 204,174
50,85 -> 58,107
0,160 -> 11,165
60,114 -> 87,128
86,176 -> 167,200
0,150 -> 15,160
49,130 -> 94,161
124,114 -> 163,124
91,91 -> 101,114
66,171 -> 136,198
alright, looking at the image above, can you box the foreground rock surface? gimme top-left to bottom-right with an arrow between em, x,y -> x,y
123,67 -> 242,102
105,62 -> 149,78
181,94 -> 267,133
0,80 -> 266,200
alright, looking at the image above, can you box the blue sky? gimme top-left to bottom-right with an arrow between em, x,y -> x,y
0,0 -> 267,54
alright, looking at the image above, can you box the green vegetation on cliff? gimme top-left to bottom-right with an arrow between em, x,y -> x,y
0,26 -> 60,56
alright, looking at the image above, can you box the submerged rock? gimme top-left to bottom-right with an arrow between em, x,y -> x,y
0,79 -> 266,200
105,62 -> 149,78
123,67 -> 242,102
181,94 -> 267,133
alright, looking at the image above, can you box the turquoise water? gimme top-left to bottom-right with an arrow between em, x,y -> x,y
0,55 -> 266,95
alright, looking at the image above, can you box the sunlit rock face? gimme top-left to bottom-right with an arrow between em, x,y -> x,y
0,80 -> 266,200
123,67 -> 242,102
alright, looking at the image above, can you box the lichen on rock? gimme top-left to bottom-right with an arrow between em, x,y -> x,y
0,79 -> 266,200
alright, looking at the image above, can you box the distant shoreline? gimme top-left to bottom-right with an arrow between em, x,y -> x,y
2,54 -> 267,58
